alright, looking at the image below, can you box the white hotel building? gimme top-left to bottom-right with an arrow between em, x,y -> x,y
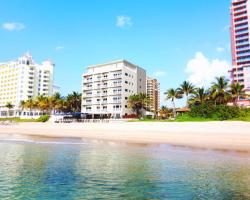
0,53 -> 54,118
82,60 -> 146,118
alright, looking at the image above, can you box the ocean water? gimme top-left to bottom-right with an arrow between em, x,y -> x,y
0,137 -> 250,200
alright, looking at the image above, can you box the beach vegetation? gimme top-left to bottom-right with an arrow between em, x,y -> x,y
5,102 -> 14,117
178,81 -> 195,107
36,115 -> 50,122
164,88 -> 183,118
128,93 -> 150,118
19,91 -> 82,115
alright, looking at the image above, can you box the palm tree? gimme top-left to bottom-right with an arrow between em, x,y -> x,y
128,93 -> 149,118
5,102 -> 14,118
66,92 -> 82,112
211,76 -> 230,105
164,88 -> 182,118
25,98 -> 35,113
189,87 -> 210,105
20,100 -> 26,111
178,81 -> 195,107
230,82 -> 246,105
35,95 -> 50,114
50,93 -> 66,113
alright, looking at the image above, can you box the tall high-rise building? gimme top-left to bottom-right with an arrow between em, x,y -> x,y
146,77 -> 160,115
230,0 -> 250,95
81,60 -> 146,119
0,53 -> 54,117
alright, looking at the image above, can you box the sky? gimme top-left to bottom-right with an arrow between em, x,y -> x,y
0,0 -> 232,106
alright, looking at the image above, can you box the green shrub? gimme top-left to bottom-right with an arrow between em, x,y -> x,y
189,103 -> 250,120
36,115 -> 50,122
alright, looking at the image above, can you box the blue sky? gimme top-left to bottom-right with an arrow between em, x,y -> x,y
0,0 -> 232,106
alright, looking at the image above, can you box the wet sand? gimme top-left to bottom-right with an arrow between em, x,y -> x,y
0,122 -> 250,152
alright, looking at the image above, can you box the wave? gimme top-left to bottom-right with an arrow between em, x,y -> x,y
0,137 -> 88,145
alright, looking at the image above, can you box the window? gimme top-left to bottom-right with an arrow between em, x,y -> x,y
125,105 -> 128,108
125,81 -> 128,84
125,89 -> 128,92
125,73 -> 128,76
125,97 -> 128,100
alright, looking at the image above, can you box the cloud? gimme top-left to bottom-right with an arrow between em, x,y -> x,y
216,47 -> 225,53
153,70 -> 166,77
185,52 -> 230,87
2,22 -> 25,31
55,46 -> 64,50
116,16 -> 133,28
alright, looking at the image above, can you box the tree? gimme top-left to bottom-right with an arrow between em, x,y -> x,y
35,95 -> 50,114
211,76 -> 230,105
25,98 -> 35,113
164,88 -> 182,118
230,82 -> 246,105
189,87 -> 210,105
159,106 -> 171,119
66,92 -> 82,112
128,93 -> 150,118
178,81 -> 195,107
5,102 -> 14,118
49,93 -> 63,114
20,100 -> 26,111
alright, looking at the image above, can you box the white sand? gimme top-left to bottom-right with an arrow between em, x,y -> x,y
0,122 -> 250,152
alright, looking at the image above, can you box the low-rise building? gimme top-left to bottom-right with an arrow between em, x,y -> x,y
81,60 -> 146,119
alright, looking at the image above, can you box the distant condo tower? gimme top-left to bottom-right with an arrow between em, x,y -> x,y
81,60 -> 146,119
0,53 -> 55,118
230,0 -> 250,95
146,77 -> 160,116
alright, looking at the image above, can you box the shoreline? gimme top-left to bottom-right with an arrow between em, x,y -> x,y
0,122 -> 250,153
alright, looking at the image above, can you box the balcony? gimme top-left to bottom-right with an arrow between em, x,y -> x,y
234,18 -> 248,25
113,83 -> 122,87
236,45 -> 249,51
235,24 -> 248,30
83,79 -> 93,83
113,100 -> 121,104
234,12 -> 247,19
235,28 -> 249,35
101,84 -> 108,89
83,87 -> 93,91
84,102 -> 92,106
113,108 -> 121,111
237,52 -> 250,57
102,101 -> 108,104
235,35 -> 249,40
101,93 -> 108,97
113,91 -> 122,95
102,77 -> 108,81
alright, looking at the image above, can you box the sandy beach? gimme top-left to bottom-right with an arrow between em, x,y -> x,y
0,121 -> 250,152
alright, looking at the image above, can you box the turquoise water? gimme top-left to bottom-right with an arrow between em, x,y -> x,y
0,138 -> 250,200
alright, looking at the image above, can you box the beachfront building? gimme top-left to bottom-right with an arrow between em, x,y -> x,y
146,76 -> 160,116
0,53 -> 54,118
82,60 -> 146,119
230,0 -> 250,99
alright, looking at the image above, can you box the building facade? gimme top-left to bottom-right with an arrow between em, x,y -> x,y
230,0 -> 250,95
146,77 -> 160,116
0,53 -> 54,118
81,60 -> 146,119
